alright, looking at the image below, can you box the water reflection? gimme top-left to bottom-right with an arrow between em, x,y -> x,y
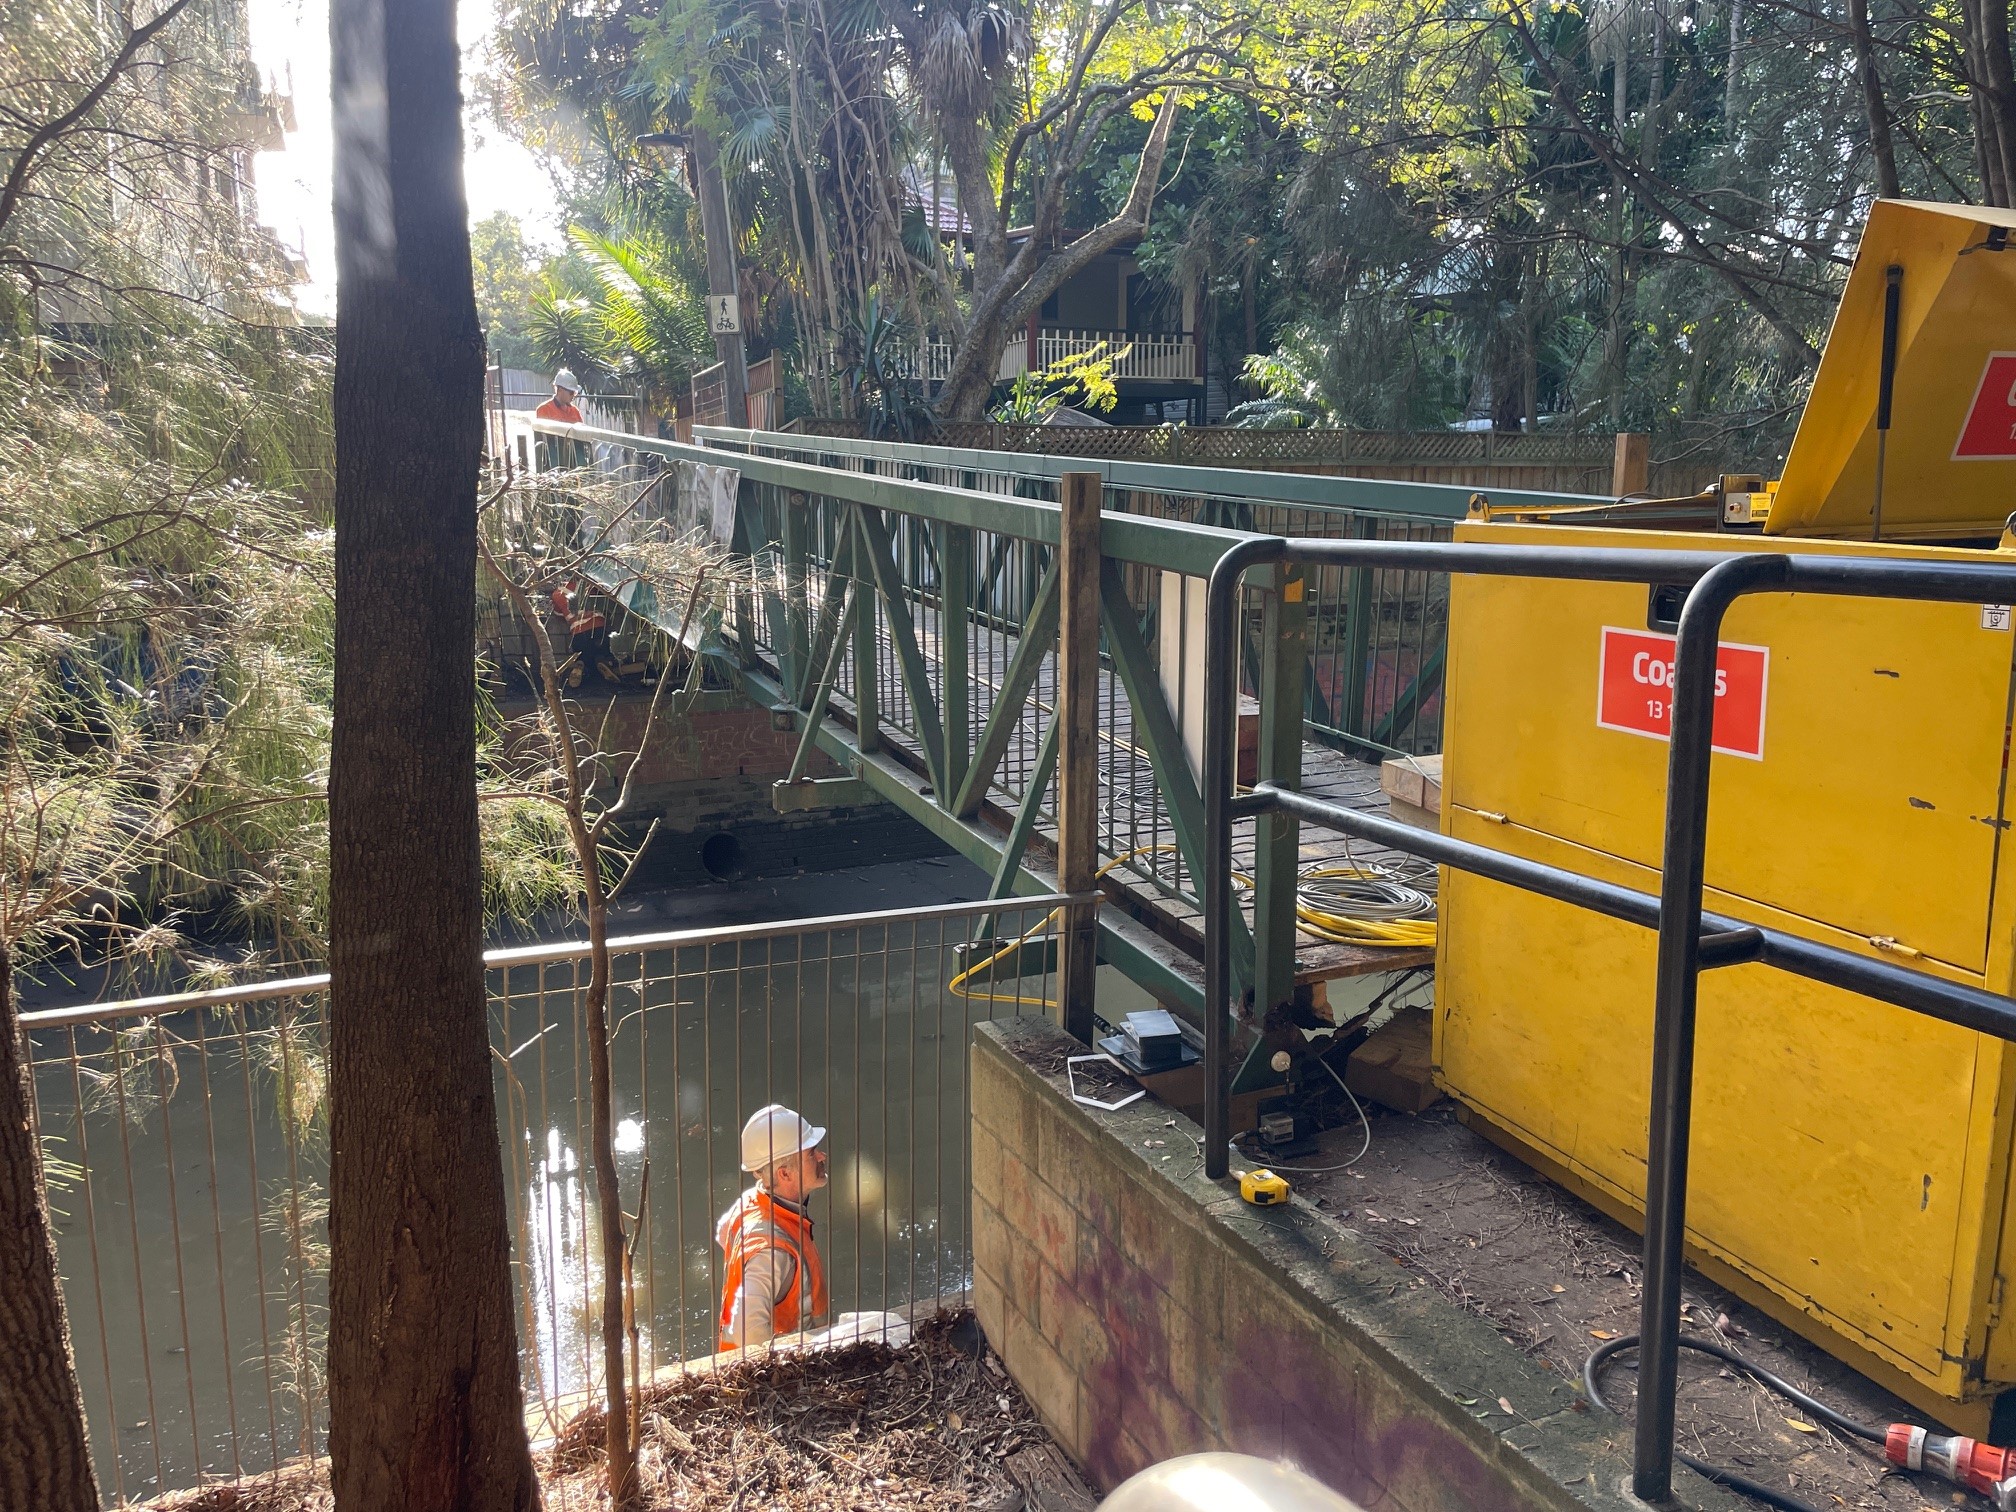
497,922 -> 987,1403
34,903 -> 1041,1497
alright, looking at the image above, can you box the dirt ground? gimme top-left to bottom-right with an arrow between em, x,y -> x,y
145,1314 -> 1092,1512
1278,1099 -> 1984,1512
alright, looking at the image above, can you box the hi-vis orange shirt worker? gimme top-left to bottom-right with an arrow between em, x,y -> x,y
716,1105 -> 830,1349
534,368 -> 583,423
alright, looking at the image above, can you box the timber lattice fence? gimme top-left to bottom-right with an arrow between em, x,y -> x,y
785,420 -> 1713,497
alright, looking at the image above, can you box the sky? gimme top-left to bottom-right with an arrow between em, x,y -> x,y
247,0 -> 565,318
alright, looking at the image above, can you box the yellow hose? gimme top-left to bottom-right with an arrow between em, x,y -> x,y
947,845 -> 1180,1009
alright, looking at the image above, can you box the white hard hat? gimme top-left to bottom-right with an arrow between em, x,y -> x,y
553,368 -> 579,393
740,1104 -> 826,1172
1098,1455 -> 1366,1512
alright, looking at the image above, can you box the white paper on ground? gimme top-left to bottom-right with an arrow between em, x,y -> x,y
802,1310 -> 912,1349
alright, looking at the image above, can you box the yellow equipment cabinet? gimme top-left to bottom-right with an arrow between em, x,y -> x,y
1434,200 -> 2016,1434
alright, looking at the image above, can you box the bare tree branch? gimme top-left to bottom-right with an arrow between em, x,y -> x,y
0,0 -> 199,243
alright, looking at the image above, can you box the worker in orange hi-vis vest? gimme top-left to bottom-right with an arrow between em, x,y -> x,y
716,1104 -> 831,1350
534,368 -> 583,423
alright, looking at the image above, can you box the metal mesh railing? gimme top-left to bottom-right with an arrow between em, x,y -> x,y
24,895 -> 1075,1505
726,432 -> 1454,758
531,419 -> 1437,928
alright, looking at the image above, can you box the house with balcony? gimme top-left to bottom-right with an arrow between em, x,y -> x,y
921,230 -> 1207,423
25,0 -> 301,332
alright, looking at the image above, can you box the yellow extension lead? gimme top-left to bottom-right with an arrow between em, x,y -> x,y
947,845 -> 1180,1010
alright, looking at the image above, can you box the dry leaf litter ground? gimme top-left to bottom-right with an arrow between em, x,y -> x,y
144,1313 -> 1084,1512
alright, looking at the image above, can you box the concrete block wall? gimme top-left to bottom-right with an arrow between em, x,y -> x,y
969,1017 -> 1739,1512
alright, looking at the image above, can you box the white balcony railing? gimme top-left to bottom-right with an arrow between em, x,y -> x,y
1037,328 -> 1196,382
916,329 -> 1197,386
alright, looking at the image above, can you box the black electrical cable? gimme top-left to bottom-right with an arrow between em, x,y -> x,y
1584,1333 -> 1889,1512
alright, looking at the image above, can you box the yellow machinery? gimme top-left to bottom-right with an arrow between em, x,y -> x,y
1436,200 -> 2016,1433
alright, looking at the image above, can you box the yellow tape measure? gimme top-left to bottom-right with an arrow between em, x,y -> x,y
1240,1168 -> 1290,1206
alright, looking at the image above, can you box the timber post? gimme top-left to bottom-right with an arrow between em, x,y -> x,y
1612,432 -> 1651,497
1058,472 -> 1101,1042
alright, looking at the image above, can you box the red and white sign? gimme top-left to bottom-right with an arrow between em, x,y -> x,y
1954,353 -> 2016,460
1597,627 -> 1770,760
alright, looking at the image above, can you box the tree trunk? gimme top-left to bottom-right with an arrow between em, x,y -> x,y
1643,16 -> 1666,178
0,944 -> 100,1512
1849,0 -> 1902,198
1970,85 -> 2005,205
1521,247 -> 1541,432
939,311 -> 1011,421
1965,0 -> 2016,204
1605,51 -> 1630,429
934,93 -> 1184,422
326,0 -> 542,1502
1242,242 -> 1259,385
1724,0 -> 1743,122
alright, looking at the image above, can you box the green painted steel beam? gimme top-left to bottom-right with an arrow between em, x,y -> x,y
951,561 -> 1059,819
852,554 -> 879,752
732,481 -> 792,668
530,421 -> 1253,579
795,515 -> 858,711
779,486 -> 811,698
1252,564 -> 1307,1024
1339,516 -> 1377,743
985,713 -> 1059,905
941,522 -> 972,800
786,581 -> 856,785
852,506 -> 950,796
694,424 -> 1608,519
1370,635 -> 1447,750
730,660 -> 1203,1017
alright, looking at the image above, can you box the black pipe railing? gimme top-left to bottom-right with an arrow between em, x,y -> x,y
1201,536 -> 2016,1502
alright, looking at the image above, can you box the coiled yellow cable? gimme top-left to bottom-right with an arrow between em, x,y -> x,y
951,844 -> 1434,1014
1231,864 -> 1439,949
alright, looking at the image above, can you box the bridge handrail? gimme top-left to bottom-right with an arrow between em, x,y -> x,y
693,424 -> 1614,520
529,420 -> 1253,577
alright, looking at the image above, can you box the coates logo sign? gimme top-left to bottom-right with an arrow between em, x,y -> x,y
1955,353 -> 2016,460
1597,627 -> 1769,761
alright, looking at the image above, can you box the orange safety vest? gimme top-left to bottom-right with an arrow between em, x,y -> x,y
549,584 -> 604,637
716,1187 -> 828,1347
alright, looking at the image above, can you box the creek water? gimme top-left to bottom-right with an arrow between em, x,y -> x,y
27,852 -> 1061,1502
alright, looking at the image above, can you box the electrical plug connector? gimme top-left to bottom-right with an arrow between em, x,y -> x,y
1885,1424 -> 2016,1506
